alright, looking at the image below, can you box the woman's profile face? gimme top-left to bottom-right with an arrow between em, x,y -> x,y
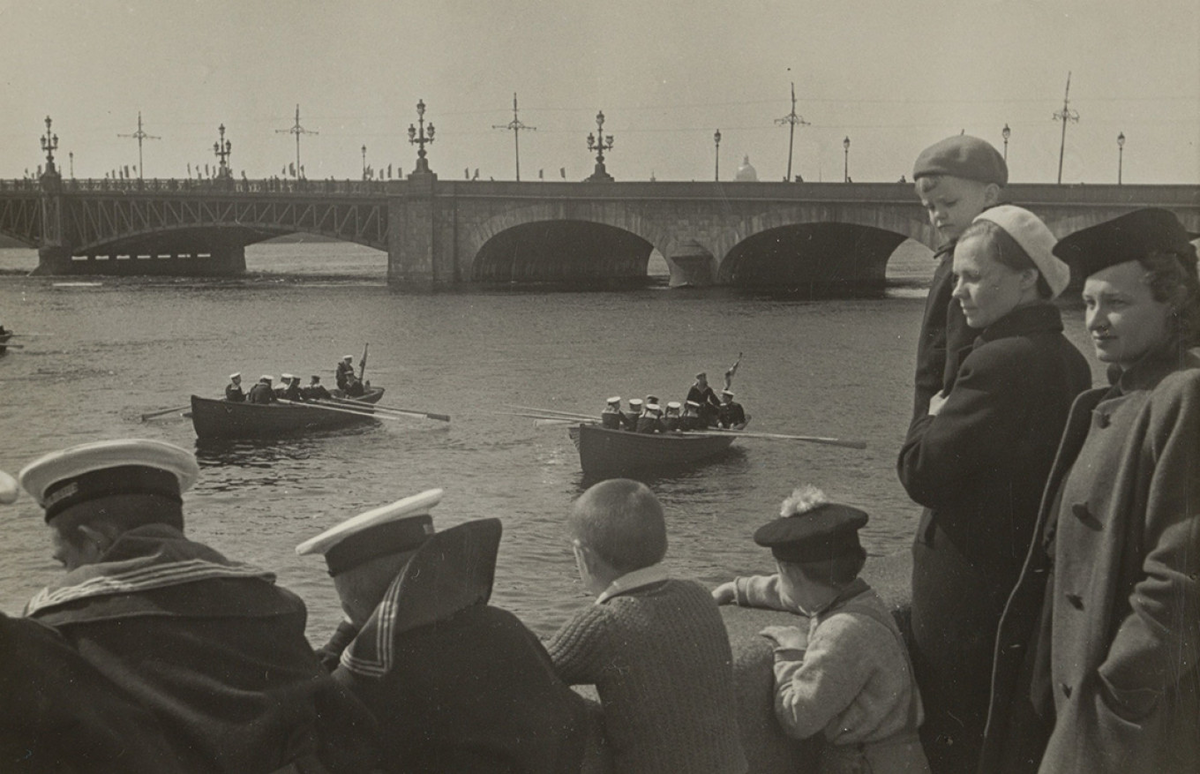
951,234 -> 1030,329
1082,260 -> 1173,370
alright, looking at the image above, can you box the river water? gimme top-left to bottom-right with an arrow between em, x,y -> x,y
0,242 -> 1105,640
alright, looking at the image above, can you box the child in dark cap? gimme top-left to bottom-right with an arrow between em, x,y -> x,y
714,486 -> 930,774
909,134 -> 1008,419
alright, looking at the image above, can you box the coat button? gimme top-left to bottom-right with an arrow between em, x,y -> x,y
1061,683 -> 1072,699
1066,593 -> 1084,610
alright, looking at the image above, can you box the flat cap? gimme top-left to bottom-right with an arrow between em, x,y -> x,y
19,439 -> 199,522
1052,208 -> 1198,280
972,205 -> 1070,297
754,498 -> 868,564
296,488 -> 441,576
913,135 -> 1008,186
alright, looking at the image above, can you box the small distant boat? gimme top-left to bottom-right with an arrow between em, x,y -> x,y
190,388 -> 386,440
0,329 -> 11,354
568,421 -> 744,478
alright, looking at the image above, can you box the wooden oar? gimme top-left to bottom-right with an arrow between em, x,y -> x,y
534,418 -> 576,427
504,404 -> 594,419
324,397 -> 450,422
496,410 -> 592,422
141,405 -> 191,421
1,342 -> 25,349
279,399 -> 408,423
695,429 -> 866,450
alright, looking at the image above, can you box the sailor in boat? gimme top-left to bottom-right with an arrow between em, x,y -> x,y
273,374 -> 291,399
344,374 -> 366,398
681,400 -> 703,431
296,489 -> 589,772
686,372 -> 722,427
16,439 -> 377,773
636,403 -> 666,434
283,374 -> 304,402
622,398 -> 643,431
225,372 -> 246,402
247,375 -> 278,404
717,389 -> 747,429
601,396 -> 623,429
303,375 -> 332,401
662,401 -> 683,431
336,355 -> 355,391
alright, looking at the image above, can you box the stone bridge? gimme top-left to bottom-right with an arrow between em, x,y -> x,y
1,173 -> 1196,287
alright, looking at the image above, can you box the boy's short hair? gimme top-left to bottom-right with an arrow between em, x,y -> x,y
569,479 -> 667,573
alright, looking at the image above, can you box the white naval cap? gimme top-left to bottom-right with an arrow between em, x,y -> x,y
628,398 -> 643,407
18,439 -> 199,521
721,389 -> 735,397
281,373 -> 294,381
971,205 -> 1069,298
296,488 -> 442,576
666,401 -> 681,410
261,375 -> 274,382
606,396 -> 621,405
0,470 -> 18,505
229,372 -> 241,380
343,355 -> 354,361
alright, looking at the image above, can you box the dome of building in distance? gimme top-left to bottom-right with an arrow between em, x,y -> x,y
735,155 -> 757,182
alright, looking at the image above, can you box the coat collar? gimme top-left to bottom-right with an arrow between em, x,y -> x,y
975,302 -> 1063,347
597,563 -> 669,604
808,576 -> 871,618
1107,345 -> 1200,395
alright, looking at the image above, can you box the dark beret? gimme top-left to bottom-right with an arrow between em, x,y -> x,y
1052,208 -> 1198,279
753,503 -> 868,564
913,135 -> 1008,186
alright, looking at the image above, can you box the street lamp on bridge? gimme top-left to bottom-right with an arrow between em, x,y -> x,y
493,93 -> 535,182
69,152 -> 74,179
118,112 -> 160,180
1053,71 -> 1079,185
40,116 -> 59,177
585,110 -> 615,182
775,82 -> 809,183
714,129 -> 721,181
276,104 -> 316,180
843,136 -> 851,183
1117,132 -> 1125,185
213,124 -> 232,179
1002,123 -> 1010,162
408,99 -> 435,175
362,144 -> 368,180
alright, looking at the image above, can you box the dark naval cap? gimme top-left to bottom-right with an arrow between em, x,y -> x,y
18,439 -> 199,522
754,488 -> 868,564
913,135 -> 1008,186
1052,208 -> 1198,279
296,488 -> 440,576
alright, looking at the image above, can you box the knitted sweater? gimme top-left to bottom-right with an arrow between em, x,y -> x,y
546,579 -> 747,774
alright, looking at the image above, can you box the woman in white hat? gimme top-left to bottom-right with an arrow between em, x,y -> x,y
896,205 -> 1093,773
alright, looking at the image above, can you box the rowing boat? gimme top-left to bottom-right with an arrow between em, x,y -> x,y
190,388 -> 385,440
0,330 -> 11,355
568,421 -> 746,478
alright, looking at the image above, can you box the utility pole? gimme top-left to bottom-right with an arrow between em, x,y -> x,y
118,111 -> 160,179
276,104 -> 317,179
493,93 -> 536,181
1052,72 -> 1079,185
774,82 -> 809,182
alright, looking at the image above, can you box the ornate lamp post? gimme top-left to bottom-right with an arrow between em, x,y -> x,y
585,110 -> 615,182
1117,132 -> 1125,185
40,116 -> 59,176
69,151 -> 74,178
212,124 -> 232,179
713,129 -> 721,181
1053,71 -> 1079,185
407,99 -> 435,175
1002,123 -> 1011,161
492,93 -> 535,181
775,83 -> 809,182
361,144 -> 368,180
843,136 -> 851,183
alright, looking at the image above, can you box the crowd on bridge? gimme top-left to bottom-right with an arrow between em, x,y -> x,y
1,134 -> 1197,774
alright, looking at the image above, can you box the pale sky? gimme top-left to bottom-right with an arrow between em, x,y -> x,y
2,0 -> 1197,185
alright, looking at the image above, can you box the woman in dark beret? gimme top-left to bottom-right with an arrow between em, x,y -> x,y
981,208 -> 1200,774
896,206 -> 1091,774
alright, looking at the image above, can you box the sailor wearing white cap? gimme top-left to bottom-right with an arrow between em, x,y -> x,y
274,373 -> 294,399
687,372 -> 721,427
296,489 -> 589,772
662,401 -> 683,432
225,372 -> 245,402
636,403 -> 664,434
717,389 -> 746,429
282,373 -> 303,402
621,398 -> 643,431
247,375 -> 278,404
304,374 -> 332,401
16,438 -> 374,772
336,355 -> 356,391
601,396 -> 623,429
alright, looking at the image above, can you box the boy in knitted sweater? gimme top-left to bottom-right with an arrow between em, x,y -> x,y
713,486 -> 930,774
545,479 -> 747,774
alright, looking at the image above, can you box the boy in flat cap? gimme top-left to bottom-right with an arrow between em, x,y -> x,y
713,486 -> 929,774
17,438 -> 375,774
297,489 -> 588,774
545,479 -> 747,774
909,135 -> 1008,421
982,209 -> 1200,774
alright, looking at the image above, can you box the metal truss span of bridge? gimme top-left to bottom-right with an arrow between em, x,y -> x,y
1,172 -> 1197,288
